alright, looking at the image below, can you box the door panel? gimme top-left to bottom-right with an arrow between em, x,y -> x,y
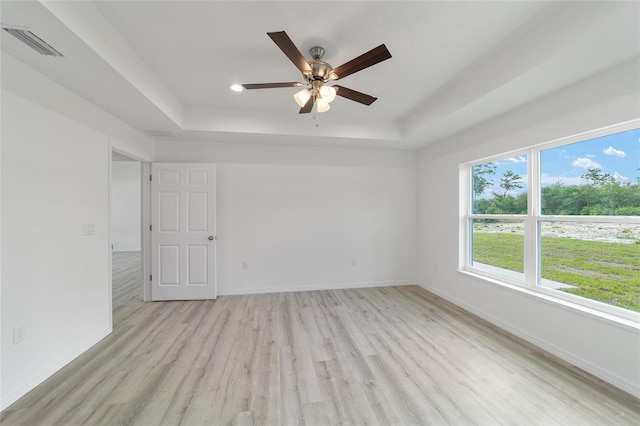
188,192 -> 208,231
152,163 -> 216,300
188,245 -> 208,284
160,169 -> 180,184
160,245 -> 180,285
188,170 -> 208,184
160,192 -> 180,232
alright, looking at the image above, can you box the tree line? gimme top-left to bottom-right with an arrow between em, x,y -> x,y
473,164 -> 640,216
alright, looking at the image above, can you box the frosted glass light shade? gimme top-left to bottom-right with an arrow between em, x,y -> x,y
316,99 -> 330,113
293,89 -> 311,107
319,85 -> 336,103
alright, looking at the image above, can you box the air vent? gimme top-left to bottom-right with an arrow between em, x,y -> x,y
144,130 -> 176,138
2,28 -> 63,56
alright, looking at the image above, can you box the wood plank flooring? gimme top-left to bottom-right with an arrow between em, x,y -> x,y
111,251 -> 143,322
1,251 -> 639,425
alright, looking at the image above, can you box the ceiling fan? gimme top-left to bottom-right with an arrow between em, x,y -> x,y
240,31 -> 392,114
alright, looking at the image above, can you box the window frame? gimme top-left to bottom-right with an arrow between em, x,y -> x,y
461,120 -> 640,323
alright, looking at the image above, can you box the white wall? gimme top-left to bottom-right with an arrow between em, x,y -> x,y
1,53 -> 155,409
0,54 -> 156,163
417,59 -> 640,397
155,142 -> 417,295
111,161 -> 141,252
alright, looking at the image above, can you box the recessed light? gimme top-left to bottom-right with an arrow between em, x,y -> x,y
230,84 -> 244,92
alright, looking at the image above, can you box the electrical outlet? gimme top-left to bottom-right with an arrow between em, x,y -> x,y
352,259 -> 357,266
242,261 -> 249,270
13,326 -> 25,344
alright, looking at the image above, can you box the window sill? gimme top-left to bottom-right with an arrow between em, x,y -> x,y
458,268 -> 640,331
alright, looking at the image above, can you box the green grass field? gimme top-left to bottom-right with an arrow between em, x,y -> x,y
472,233 -> 640,312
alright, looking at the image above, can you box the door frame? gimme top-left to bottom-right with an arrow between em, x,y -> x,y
141,162 -> 152,301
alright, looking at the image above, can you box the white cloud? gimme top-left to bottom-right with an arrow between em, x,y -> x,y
572,157 -> 601,169
496,155 -> 527,164
603,146 -> 626,158
613,172 -> 629,183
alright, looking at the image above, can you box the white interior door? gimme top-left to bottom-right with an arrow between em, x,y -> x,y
151,163 -> 216,300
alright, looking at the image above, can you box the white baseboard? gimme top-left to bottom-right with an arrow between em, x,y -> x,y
416,281 -> 640,399
0,326 -> 112,411
217,280 -> 415,296
112,248 -> 141,253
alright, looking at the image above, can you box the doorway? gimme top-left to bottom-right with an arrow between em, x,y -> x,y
111,150 -> 145,324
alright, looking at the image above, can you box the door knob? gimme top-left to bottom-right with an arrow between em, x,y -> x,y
208,236 -> 215,241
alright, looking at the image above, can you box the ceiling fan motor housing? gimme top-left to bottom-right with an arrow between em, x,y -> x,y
308,60 -> 332,81
306,46 -> 332,81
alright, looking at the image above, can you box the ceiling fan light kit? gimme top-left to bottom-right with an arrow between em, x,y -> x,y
316,98 -> 330,113
293,76 -> 338,113
293,88 -> 311,107
240,31 -> 391,116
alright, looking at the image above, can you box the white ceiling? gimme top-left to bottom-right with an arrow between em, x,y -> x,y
1,1 -> 638,149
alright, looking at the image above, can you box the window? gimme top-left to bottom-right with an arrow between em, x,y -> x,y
470,154 -> 527,282
462,122 -> 640,320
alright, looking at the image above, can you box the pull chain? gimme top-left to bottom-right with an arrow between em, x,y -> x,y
313,96 -> 320,127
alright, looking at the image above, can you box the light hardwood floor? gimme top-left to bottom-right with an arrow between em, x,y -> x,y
111,251 -> 143,322
1,251 -> 639,425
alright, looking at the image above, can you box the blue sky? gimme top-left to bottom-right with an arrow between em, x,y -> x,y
540,128 -> 639,187
484,128 -> 640,197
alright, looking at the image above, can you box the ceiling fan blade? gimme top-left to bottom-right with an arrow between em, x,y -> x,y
328,44 -> 392,80
334,85 -> 377,106
242,82 -> 304,90
267,31 -> 313,76
299,96 -> 314,114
